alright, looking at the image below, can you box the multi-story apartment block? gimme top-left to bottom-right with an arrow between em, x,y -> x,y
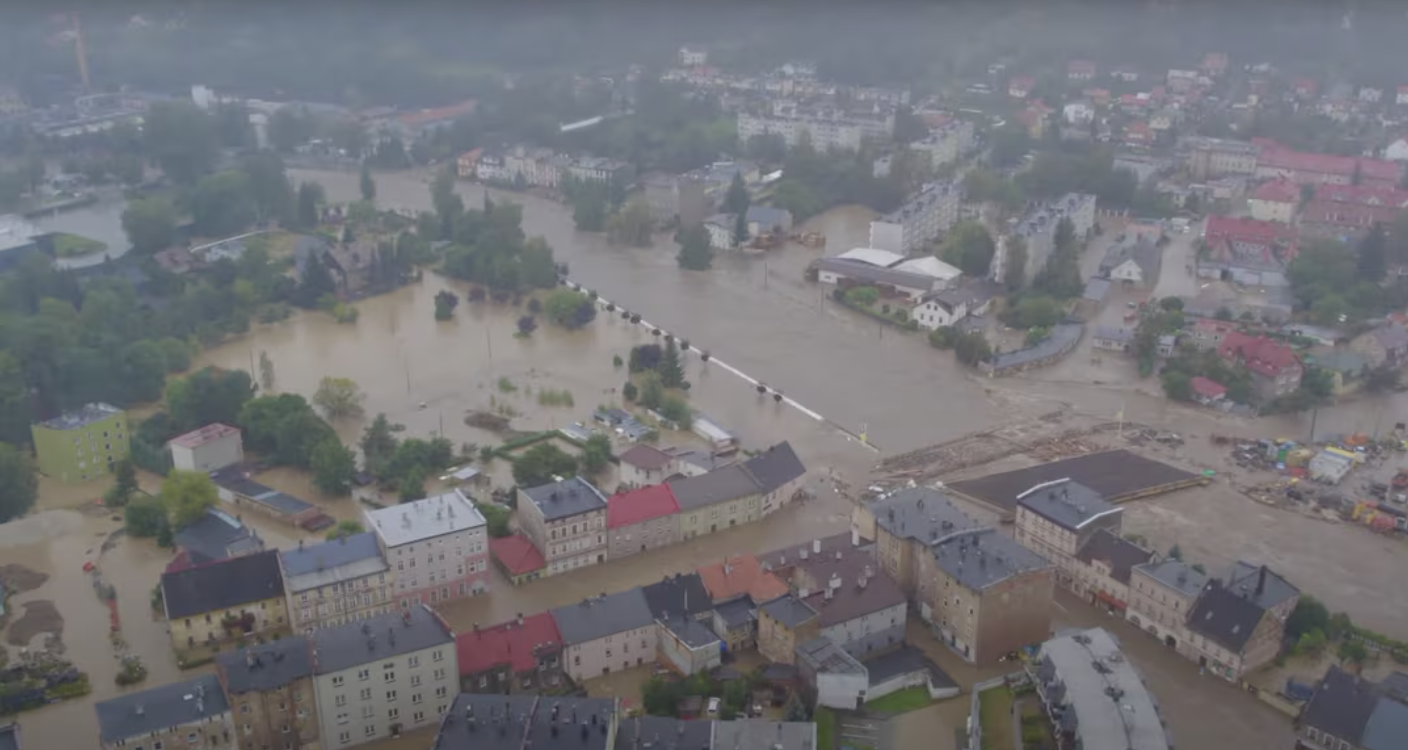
216,637 -> 321,750
1002,193 -> 1097,284
667,465 -> 764,540
281,532 -> 394,633
1180,136 -> 1260,180
1028,629 -> 1172,750
565,156 -> 635,188
908,121 -> 975,171
433,695 -> 623,750
517,476 -> 610,576
31,402 -> 130,482
1013,479 -> 1123,591
475,150 -> 509,183
868,182 -> 962,254
456,611 -> 565,695
1128,559 -> 1208,647
311,606 -> 458,748
551,588 -> 658,682
1070,528 -> 1153,615
736,105 -> 894,152
606,484 -> 681,560
865,488 -> 1051,664
95,675 -> 232,750
162,550 -> 289,655
364,490 -> 490,608
640,173 -> 708,229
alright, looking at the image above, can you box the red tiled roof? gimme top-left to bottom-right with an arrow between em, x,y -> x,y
456,611 -> 561,675
1258,146 -> 1402,184
1217,331 -> 1300,378
1300,200 -> 1398,231
1312,184 -> 1408,208
697,555 -> 788,604
1009,76 -> 1034,90
1252,179 -> 1299,204
396,99 -> 477,127
606,484 -> 680,529
1204,215 -> 1293,246
490,534 -> 545,576
1191,376 -> 1227,398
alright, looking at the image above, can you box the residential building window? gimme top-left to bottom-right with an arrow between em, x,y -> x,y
335,695 -> 347,707
432,649 -> 444,662
365,725 -> 377,738
332,676 -> 344,687
360,688 -> 371,701
358,669 -> 370,681
410,675 -> 421,687
435,686 -> 448,698
387,690 -> 397,701
389,708 -> 400,720
412,693 -> 423,704
339,731 -> 351,745
384,671 -> 396,683
362,706 -> 374,718
434,668 -> 446,680
336,713 -> 349,725
413,710 -> 425,723
408,655 -> 419,667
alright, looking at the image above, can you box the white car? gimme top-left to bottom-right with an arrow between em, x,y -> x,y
707,697 -> 721,716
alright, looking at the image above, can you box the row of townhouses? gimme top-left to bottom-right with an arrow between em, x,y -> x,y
490,443 -> 806,583
1010,477 -> 1300,681
159,489 -> 493,659
97,607 -> 819,750
467,146 -> 636,190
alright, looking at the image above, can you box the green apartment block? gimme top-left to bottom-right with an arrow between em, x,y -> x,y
31,403 -> 131,483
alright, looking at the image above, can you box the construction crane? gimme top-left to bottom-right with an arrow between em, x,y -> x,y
70,12 -> 91,93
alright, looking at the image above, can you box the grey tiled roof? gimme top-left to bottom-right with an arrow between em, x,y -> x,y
161,549 -> 285,619
714,598 -> 756,630
641,573 -> 712,620
761,595 -> 819,628
796,636 -> 866,676
95,674 -> 229,744
433,694 -> 617,750
1225,561 -> 1299,610
1075,529 -> 1153,585
1362,695 -> 1408,750
930,528 -> 1050,591
740,442 -> 806,494
174,509 -> 262,566
660,615 -> 721,649
1037,628 -> 1170,750
522,476 -> 608,521
1187,581 -> 1265,653
281,532 -> 383,576
310,605 -> 454,675
217,636 -> 314,693
667,465 -> 763,511
551,588 -> 655,646
613,716 -> 713,750
711,720 -> 817,750
1134,559 -> 1207,598
1302,667 -> 1380,747
869,487 -> 981,544
1016,479 -> 1119,531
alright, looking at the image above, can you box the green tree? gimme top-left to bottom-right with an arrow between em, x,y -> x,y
159,470 -> 219,529
103,459 -> 140,508
398,466 -> 427,502
1287,596 -> 1331,641
542,289 -> 597,329
191,170 -> 258,238
1357,223 -> 1388,282
310,437 -> 357,496
1000,295 -> 1063,329
511,442 -> 579,487
124,497 -> 167,538
637,371 -> 665,410
431,166 -> 464,236
296,182 -> 324,229
1162,370 -> 1193,402
1167,544 -> 1183,561
121,198 -> 178,255
142,100 -> 218,184
165,367 -> 257,433
953,331 -> 993,367
475,502 -> 511,537
520,237 -> 559,289
0,445 -> 38,523
658,339 -> 685,388
312,376 -> 366,419
677,224 -> 713,270
580,434 -> 613,475
1339,639 -> 1368,666
732,212 -> 750,247
605,199 -> 655,247
238,394 -> 336,467
940,220 -> 997,277
240,151 -> 295,225
326,519 -> 365,541
573,186 -> 608,231
360,162 -> 377,203
434,290 -> 459,321
258,351 -> 276,392
659,396 -> 693,428
1005,235 -> 1028,292
723,172 -> 751,216
267,107 -> 315,153
360,413 -> 400,477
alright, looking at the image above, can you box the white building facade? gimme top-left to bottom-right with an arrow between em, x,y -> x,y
364,490 -> 490,609
868,182 -> 962,254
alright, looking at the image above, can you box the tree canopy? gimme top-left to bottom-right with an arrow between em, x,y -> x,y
511,442 -> 578,487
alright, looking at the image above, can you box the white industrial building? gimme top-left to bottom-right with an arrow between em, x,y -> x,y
815,248 -> 962,303
869,181 -> 962,254
167,423 -> 245,473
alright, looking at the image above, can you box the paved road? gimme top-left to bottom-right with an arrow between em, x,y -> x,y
1152,219 -> 1206,300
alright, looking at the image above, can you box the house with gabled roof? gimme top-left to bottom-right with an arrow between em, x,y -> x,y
1217,331 -> 1303,400
606,484 -> 681,559
160,549 -> 288,655
1299,666 -> 1408,750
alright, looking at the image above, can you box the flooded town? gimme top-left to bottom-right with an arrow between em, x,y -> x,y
1,6 -> 1408,750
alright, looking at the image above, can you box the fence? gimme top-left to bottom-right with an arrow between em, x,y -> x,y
979,323 -> 1085,376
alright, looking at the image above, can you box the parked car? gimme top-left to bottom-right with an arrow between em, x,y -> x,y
707,697 -> 720,716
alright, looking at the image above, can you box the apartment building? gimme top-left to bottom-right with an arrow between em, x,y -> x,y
311,606 -> 458,748
281,532 -> 393,633
456,611 -> 564,695
606,484 -> 681,560
216,637 -> 321,750
1028,629 -> 1172,750
517,476 -> 610,576
668,465 -> 764,540
565,155 -> 635,188
365,490 -> 489,608
1180,136 -> 1260,180
30,402 -> 130,483
736,108 -> 893,152
640,173 -> 709,229
1127,558 -> 1208,648
868,182 -> 962,255
168,423 -> 244,473
1070,528 -> 1153,614
162,550 -> 288,654
431,694 -> 620,750
908,120 -> 974,171
551,588 -> 658,682
1004,193 -> 1097,283
1013,479 -> 1123,591
1185,562 -> 1299,680
865,488 -> 1051,664
95,675 -> 232,750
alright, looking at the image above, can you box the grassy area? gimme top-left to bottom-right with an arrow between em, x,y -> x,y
864,686 -> 934,715
1019,699 -> 1056,750
978,686 -> 1015,750
815,706 -> 837,750
51,232 -> 107,257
